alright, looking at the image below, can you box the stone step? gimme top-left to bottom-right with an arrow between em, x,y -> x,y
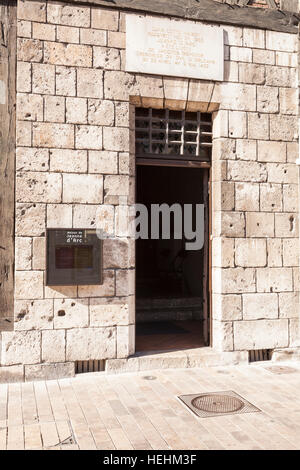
105,348 -> 249,374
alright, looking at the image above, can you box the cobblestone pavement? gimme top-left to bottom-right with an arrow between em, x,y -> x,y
1,362 -> 300,450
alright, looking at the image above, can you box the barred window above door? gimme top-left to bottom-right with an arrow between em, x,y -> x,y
135,108 -> 212,163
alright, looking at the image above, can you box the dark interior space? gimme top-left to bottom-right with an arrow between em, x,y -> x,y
136,165 -> 207,352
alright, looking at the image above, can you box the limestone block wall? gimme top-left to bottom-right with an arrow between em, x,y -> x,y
0,0 -> 299,378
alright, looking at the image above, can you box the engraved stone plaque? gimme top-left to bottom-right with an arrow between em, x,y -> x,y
126,15 -> 224,81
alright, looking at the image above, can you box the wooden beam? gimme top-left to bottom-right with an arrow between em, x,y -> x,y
64,0 -> 299,33
0,0 -> 17,331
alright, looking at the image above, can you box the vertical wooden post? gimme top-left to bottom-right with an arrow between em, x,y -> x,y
0,0 -> 17,331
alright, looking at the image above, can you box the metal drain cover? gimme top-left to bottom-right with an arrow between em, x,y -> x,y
264,365 -> 298,374
178,390 -> 261,418
192,394 -> 244,414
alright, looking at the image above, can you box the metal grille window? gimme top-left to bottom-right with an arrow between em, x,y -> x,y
135,108 -> 212,164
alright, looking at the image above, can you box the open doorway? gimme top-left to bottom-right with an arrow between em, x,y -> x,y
134,107 -> 212,353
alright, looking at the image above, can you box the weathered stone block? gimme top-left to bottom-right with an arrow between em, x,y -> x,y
230,46 -> 252,62
90,298 -> 130,327
116,269 -> 135,296
77,68 -> 104,98
103,238 -> 134,269
223,25 -> 243,46
103,175 -> 130,204
243,28 -> 265,48
279,88 -> 297,115
18,0 -> 46,22
212,320 -> 233,352
16,121 -> 31,146
248,113 -> 269,140
54,298 -> 89,328
44,42 -> 92,67
212,238 -> 234,268
32,237 -> 45,270
32,63 -> 55,94
289,319 -> 300,347
243,293 -> 278,320
42,330 -> 66,363
257,141 -> 286,163
56,66 -> 76,96
270,115 -> 298,141
213,267 -> 256,294
75,125 -> 102,150
0,365 -> 24,383
267,239 -> 282,267
117,325 -> 135,358
266,30 -> 297,52
66,97 -> 87,124
50,149 -> 88,173
287,142 -> 298,163
104,71 -> 137,100
213,83 -> 256,112
227,161 -> 267,182
234,319 -> 289,350
72,204 -> 98,228
93,46 -> 121,70
212,181 -> 234,211
279,292 -> 299,318
78,270 -> 115,298
283,238 -> 299,267
257,86 -> 279,113
1,331 -> 41,366
88,99 -> 114,126
16,203 -> 46,236
253,49 -> 275,65
17,38 -> 43,62
108,31 -> 126,49
246,212 -> 274,237
275,213 -> 299,238
228,111 -> 247,138
235,182 -> 259,211
257,267 -> 293,292
212,294 -> 242,321
91,7 -> 119,31
16,171 -> 62,203
212,110 -> 228,138
17,93 -> 43,121
47,204 -> 72,228
235,239 -> 267,267
63,174 -> 103,204
57,25 -> 80,44
283,184 -> 298,212
17,61 -> 31,93
267,163 -> 298,184
15,237 -> 32,270
14,299 -> 53,330
25,363 -> 74,382
44,96 -> 65,123
260,183 -> 282,212
235,139 -> 256,161
32,22 -> 56,41
66,327 -> 116,361
15,271 -> 44,300
32,122 -> 74,148
213,211 -> 245,238
89,150 -> 118,174
80,28 -> 107,46
276,51 -> 297,67
238,63 -> 265,85
47,3 -> 90,27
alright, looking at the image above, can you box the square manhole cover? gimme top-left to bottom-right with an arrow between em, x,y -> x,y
178,390 -> 261,418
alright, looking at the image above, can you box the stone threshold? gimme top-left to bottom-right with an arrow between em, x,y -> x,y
105,347 -> 249,374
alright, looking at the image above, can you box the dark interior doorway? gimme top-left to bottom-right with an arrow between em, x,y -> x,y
135,165 -> 209,352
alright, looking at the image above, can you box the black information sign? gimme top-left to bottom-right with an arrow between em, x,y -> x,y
46,229 -> 103,286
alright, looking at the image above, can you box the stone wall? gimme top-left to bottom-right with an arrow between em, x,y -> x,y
0,0 -> 299,380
